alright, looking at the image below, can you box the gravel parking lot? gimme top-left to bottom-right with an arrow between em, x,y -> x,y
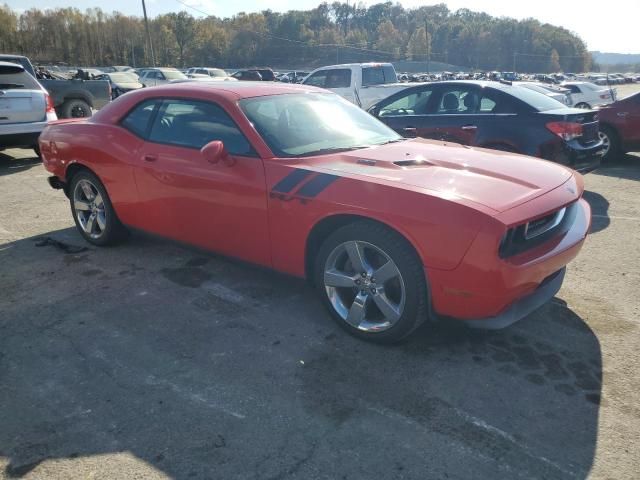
1,146 -> 639,479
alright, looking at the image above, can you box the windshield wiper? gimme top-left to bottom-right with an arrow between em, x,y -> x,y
303,146 -> 370,156
0,83 -> 25,89
376,138 -> 407,145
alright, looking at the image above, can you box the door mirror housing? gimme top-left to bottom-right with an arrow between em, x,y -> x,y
201,140 -> 230,164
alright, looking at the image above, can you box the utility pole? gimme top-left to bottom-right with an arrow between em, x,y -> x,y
425,20 -> 430,74
141,0 -> 156,67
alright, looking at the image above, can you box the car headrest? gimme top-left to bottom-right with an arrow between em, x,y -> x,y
442,93 -> 459,111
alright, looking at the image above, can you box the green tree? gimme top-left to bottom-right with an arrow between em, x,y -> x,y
406,26 -> 430,61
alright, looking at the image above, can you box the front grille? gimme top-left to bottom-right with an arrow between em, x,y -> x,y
499,202 -> 578,258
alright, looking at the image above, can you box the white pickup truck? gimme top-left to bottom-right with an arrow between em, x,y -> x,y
301,63 -> 411,110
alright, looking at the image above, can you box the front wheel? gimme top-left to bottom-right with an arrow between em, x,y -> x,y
314,221 -> 429,343
575,102 -> 591,109
69,170 -> 127,246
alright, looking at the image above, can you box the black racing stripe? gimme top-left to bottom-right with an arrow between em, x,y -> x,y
271,169 -> 311,194
297,174 -> 339,198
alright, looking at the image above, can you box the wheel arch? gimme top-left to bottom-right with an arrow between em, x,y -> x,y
63,162 -> 99,197
304,213 -> 426,285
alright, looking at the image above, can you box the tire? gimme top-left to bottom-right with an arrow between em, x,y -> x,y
598,125 -> 620,163
314,220 -> 429,343
575,102 -> 591,109
61,99 -> 92,119
69,170 -> 127,246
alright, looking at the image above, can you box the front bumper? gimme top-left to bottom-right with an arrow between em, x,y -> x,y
427,198 -> 590,327
462,268 -> 565,329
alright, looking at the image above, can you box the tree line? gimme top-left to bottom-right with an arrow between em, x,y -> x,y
0,2 -> 594,73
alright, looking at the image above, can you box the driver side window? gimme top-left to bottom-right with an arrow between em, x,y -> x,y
379,89 -> 432,117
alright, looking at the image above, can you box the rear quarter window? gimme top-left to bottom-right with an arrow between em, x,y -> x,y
0,67 -> 40,90
120,100 -> 159,138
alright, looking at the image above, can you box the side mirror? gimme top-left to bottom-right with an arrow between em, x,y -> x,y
367,106 -> 379,117
201,140 -> 230,165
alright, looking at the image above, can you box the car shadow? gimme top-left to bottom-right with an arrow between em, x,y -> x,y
583,190 -> 610,233
0,150 -> 41,177
593,153 -> 640,182
0,228 -> 601,479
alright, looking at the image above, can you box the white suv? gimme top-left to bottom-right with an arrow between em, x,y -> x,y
0,62 -> 57,155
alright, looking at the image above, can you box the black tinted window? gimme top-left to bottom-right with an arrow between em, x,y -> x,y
478,90 -> 519,114
149,99 -> 254,155
304,69 -> 351,88
363,67 -> 385,86
435,87 -> 478,114
304,71 -> 327,87
379,88 -> 433,116
121,100 -> 159,138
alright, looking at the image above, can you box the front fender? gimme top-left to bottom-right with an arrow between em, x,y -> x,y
266,165 -> 488,277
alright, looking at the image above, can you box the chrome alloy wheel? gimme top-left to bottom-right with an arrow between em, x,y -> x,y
323,240 -> 405,332
73,179 -> 106,239
598,131 -> 611,157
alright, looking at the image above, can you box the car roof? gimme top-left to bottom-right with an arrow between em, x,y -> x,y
154,81 -> 328,98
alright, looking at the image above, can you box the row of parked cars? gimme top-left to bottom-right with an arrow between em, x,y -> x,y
1,57 -> 638,168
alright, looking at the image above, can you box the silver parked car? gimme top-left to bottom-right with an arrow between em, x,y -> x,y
0,61 -> 57,156
139,68 -> 187,87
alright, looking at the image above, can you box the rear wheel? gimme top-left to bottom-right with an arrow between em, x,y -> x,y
315,221 -> 429,343
62,99 -> 92,118
575,102 -> 591,109
598,125 -> 620,163
69,170 -> 127,246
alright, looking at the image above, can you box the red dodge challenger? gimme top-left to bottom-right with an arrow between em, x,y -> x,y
39,82 -> 591,342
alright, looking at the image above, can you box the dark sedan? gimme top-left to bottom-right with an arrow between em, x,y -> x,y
368,81 -> 605,172
597,91 -> 640,161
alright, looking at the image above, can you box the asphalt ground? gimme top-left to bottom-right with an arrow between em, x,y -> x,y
0,146 -> 639,480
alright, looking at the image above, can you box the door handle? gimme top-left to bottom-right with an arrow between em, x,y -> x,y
461,125 -> 478,130
143,154 -> 157,162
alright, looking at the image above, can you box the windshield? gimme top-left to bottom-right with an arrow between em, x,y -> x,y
240,93 -> 402,157
109,72 -> 138,83
162,70 -> 187,80
506,85 -> 566,111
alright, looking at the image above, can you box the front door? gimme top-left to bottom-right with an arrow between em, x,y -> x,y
133,98 -> 271,267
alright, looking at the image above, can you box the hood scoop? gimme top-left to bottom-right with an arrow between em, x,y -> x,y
393,159 -> 434,167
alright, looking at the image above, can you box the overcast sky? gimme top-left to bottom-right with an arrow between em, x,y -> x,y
4,0 -> 639,54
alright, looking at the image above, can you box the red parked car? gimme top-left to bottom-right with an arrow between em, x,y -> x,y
39,83 -> 591,342
597,91 -> 640,161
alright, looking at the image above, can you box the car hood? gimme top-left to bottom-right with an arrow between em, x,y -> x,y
114,82 -> 143,89
305,138 -> 574,213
